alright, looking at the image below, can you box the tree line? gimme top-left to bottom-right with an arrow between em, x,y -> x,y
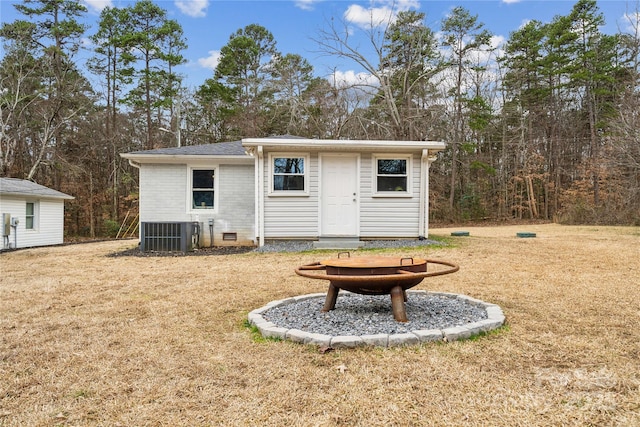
1,0 -> 639,238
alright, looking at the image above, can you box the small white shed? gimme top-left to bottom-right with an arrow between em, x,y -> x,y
0,178 -> 74,249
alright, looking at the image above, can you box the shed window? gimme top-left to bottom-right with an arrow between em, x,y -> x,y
271,155 -> 308,193
376,158 -> 408,192
26,202 -> 35,229
192,169 -> 215,209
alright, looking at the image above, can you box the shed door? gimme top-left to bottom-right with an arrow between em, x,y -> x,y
320,154 -> 359,236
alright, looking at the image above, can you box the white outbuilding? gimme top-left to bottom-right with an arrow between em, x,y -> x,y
0,178 -> 74,249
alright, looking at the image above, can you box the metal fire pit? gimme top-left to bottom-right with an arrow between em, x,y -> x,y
295,253 -> 459,322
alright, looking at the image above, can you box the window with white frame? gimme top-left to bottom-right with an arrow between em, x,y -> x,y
271,154 -> 308,193
374,155 -> 411,194
26,202 -> 35,229
191,169 -> 216,209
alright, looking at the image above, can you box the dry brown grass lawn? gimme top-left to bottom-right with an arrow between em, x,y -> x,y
1,224 -> 639,426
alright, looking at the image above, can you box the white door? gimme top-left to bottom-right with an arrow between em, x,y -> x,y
321,154 -> 359,236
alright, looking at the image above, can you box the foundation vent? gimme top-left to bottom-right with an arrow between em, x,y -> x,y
222,232 -> 237,241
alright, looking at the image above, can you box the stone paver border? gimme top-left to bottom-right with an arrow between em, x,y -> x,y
248,290 -> 506,348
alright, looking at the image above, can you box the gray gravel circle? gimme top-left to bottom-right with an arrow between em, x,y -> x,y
261,292 -> 488,336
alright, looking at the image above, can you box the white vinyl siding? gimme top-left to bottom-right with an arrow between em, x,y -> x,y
261,150 -> 424,240
0,196 -> 65,248
360,153 -> 422,238
263,152 -> 318,238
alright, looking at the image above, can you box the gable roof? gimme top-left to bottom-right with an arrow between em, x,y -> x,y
0,178 -> 74,200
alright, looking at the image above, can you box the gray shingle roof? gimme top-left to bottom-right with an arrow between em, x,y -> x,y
0,178 -> 74,199
126,140 -> 247,156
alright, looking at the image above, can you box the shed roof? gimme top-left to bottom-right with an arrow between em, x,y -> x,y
0,178 -> 74,200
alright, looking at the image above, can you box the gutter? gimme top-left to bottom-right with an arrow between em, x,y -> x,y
120,154 -> 252,164
419,150 -> 439,239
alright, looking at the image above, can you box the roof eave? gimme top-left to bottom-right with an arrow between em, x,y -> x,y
119,153 -> 253,163
1,192 -> 74,200
241,138 -> 447,152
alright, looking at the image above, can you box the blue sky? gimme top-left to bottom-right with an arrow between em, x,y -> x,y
1,0 -> 639,90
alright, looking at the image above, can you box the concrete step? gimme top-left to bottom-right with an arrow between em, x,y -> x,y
312,237 -> 364,250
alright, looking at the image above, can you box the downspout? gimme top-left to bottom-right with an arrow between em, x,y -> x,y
425,151 -> 434,239
419,149 -> 428,239
256,146 -> 265,247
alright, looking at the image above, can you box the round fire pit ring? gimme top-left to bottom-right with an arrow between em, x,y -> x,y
248,291 -> 506,348
295,253 -> 460,322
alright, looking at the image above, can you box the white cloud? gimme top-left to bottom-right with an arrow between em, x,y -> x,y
490,35 -> 506,51
344,4 -> 394,29
197,50 -> 221,70
502,0 -> 521,4
175,0 -> 209,18
344,0 -> 420,29
621,11 -> 640,34
83,0 -> 113,14
328,70 -> 378,88
294,0 -> 320,11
